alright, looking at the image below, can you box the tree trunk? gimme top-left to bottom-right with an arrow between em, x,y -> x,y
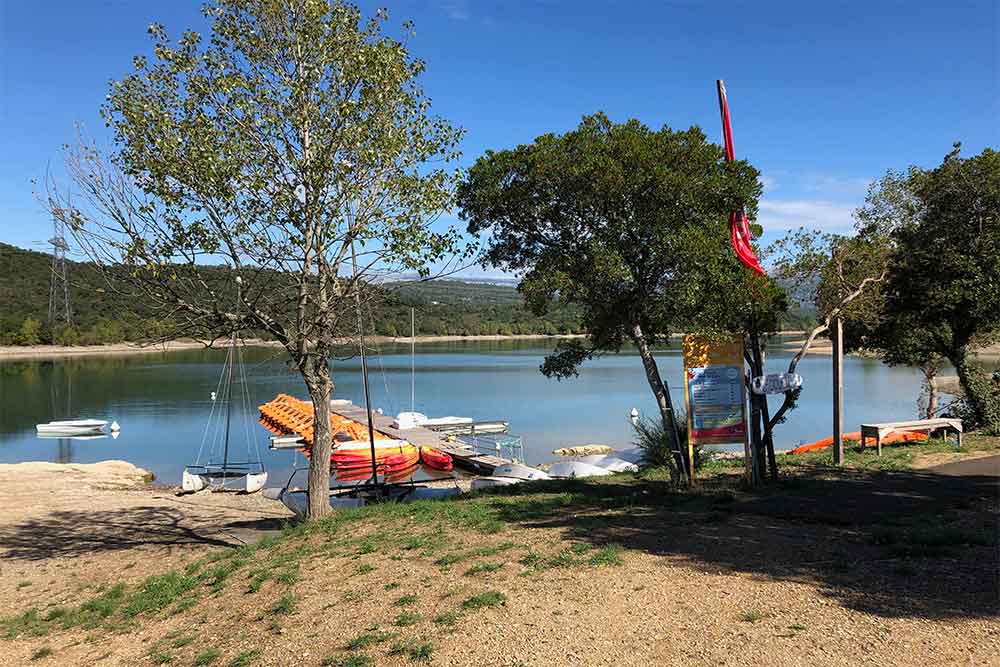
631,323 -> 688,482
950,347 -> 999,431
747,331 -> 776,481
920,362 -> 939,420
305,360 -> 333,520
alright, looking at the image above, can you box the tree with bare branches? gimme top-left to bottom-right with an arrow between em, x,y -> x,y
43,0 -> 466,519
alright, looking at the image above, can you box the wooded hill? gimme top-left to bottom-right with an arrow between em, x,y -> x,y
0,242 -> 816,346
0,243 -> 584,345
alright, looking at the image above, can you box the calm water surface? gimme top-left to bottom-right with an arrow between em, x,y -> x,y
0,340 -> 939,484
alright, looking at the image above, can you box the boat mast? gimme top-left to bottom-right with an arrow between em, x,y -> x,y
351,242 -> 380,487
222,276 -> 242,482
410,307 -> 415,414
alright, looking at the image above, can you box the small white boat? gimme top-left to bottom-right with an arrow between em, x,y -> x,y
547,461 -> 614,479
471,475 -> 525,490
575,455 -> 639,473
392,412 -> 474,430
492,462 -> 551,481
36,419 -> 108,436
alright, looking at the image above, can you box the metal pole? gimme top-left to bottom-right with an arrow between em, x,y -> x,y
832,317 -> 844,465
222,277 -> 241,480
351,242 -> 380,487
410,307 -> 415,414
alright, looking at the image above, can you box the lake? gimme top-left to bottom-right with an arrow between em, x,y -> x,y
0,339 -> 947,484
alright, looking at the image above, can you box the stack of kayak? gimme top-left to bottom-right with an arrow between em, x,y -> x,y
789,430 -> 927,454
258,394 -> 453,478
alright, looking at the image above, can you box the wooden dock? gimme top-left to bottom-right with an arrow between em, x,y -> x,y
329,404 -> 507,475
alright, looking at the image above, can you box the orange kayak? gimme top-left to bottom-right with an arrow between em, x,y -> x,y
420,446 -> 453,471
789,430 -> 928,454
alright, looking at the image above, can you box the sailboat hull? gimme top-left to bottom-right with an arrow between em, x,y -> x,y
182,469 -> 268,493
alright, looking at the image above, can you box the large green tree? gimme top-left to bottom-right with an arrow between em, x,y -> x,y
45,0 -> 464,518
457,114 -> 764,481
852,147 -> 1000,430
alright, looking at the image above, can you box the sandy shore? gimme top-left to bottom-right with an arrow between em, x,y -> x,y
0,334 -> 588,361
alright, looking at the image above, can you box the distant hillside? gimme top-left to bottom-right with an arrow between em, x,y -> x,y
0,242 -> 814,345
0,243 -> 583,344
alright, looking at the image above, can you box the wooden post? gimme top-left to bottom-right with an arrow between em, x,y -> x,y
832,317 -> 844,466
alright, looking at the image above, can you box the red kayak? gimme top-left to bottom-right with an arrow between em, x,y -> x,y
420,446 -> 453,471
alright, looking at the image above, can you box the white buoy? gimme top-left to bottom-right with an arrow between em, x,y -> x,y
110,420 -> 120,432
629,407 -> 640,425
211,391 -> 217,401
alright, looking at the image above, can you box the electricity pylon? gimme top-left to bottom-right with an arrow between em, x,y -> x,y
47,215 -> 72,326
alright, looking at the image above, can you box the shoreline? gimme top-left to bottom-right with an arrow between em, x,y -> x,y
4,333 -> 993,363
0,334 -> 587,361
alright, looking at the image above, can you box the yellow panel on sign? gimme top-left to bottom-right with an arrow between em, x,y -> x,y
682,334 -> 749,479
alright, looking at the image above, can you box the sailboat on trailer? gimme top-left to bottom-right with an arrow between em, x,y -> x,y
182,277 -> 268,494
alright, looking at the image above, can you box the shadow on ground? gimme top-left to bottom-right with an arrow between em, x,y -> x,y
487,460 -> 999,621
0,505 -> 239,560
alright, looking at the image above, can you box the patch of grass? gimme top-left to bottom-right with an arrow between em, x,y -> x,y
149,649 -> 173,664
171,635 -> 195,648
463,562 -> 504,576
739,610 -> 768,623
227,649 -> 262,667
30,646 -> 53,661
346,630 -> 397,650
194,648 -> 221,666
353,564 -> 375,576
122,572 -> 199,618
270,593 -> 298,616
433,611 -> 461,626
461,591 -> 506,610
788,623 -> 807,632
384,582 -> 400,591
587,545 -> 623,567
393,594 -> 418,607
388,638 -> 433,661
393,611 -> 422,627
17,580 -> 32,589
170,594 -> 200,616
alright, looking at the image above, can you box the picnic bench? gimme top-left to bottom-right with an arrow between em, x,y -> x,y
860,418 -> 963,456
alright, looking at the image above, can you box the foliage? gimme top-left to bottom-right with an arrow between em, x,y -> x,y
458,113 -> 774,480
42,0 -> 467,518
631,415 -> 703,477
840,147 -> 1000,430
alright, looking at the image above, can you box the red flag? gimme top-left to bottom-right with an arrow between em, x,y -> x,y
717,80 -> 766,276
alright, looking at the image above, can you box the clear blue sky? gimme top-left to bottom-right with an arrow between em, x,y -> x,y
1,0 -> 996,270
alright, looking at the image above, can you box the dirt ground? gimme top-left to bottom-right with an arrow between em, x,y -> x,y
0,459 -> 996,667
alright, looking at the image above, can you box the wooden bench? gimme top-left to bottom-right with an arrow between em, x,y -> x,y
860,418 -> 963,456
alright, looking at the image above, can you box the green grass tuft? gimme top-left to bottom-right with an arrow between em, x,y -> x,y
393,611 -> 422,627
588,545 -> 624,567
227,649 -> 262,667
346,630 -> 397,650
463,562 -> 504,576
194,648 -> 221,666
739,610 -> 768,623
270,594 -> 298,616
122,572 -> 199,618
461,591 -> 506,610
433,610 -> 461,626
30,646 -> 53,661
388,638 -> 434,661
393,594 -> 418,607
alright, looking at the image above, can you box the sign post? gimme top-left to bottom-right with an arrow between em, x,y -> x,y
682,335 -> 749,482
832,318 -> 844,466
